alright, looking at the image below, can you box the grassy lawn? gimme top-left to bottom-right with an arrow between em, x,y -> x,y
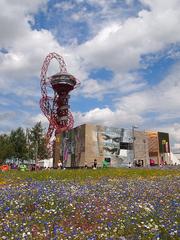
0,168 -> 179,239
1,167 -> 180,183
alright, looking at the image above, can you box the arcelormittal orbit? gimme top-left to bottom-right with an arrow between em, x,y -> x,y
40,52 -> 80,149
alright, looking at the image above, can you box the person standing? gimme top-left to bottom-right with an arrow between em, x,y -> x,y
128,162 -> 132,168
58,161 -> 62,169
93,159 -> 97,169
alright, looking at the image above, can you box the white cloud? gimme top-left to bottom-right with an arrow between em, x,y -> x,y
54,2 -> 74,11
80,79 -> 110,99
74,61 -> 180,150
140,0 -> 179,11
0,30 -> 62,80
22,99 -> 38,108
0,112 -> 16,121
0,0 -> 180,151
0,109 -> 49,134
111,72 -> 146,94
1,0 -> 179,99
173,143 -> 180,151
74,107 -> 143,128
0,0 -> 47,47
26,113 -> 48,126
0,111 -> 18,133
78,0 -> 180,72
0,0 -> 86,98
115,62 -> 180,116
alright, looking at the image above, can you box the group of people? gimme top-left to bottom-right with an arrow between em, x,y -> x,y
57,159 -> 98,170
84,159 -> 98,169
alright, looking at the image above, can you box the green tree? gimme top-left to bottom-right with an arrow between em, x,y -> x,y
0,134 -> 14,163
28,122 -> 49,160
9,127 -> 27,162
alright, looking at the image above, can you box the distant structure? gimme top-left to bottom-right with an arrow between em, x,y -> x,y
170,152 -> 180,165
40,52 -> 80,163
57,124 -> 149,168
146,131 -> 170,165
56,123 -> 172,168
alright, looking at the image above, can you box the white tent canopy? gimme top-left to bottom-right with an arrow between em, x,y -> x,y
170,153 -> 180,165
38,158 -> 53,168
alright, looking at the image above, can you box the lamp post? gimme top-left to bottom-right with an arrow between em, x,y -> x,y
33,140 -> 38,169
132,125 -> 138,166
143,138 -> 146,166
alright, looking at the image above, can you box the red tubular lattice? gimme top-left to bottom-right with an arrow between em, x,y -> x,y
40,52 -> 79,146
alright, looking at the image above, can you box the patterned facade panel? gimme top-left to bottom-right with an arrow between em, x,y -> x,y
146,131 -> 159,153
60,124 -> 134,167
158,132 -> 170,153
58,124 -> 169,167
96,125 -> 134,167
134,131 -> 149,166
60,125 -> 85,167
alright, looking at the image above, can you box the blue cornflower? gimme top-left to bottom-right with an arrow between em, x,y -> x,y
5,207 -> 10,211
107,222 -> 113,228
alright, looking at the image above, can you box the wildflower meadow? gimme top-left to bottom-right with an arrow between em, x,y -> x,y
0,168 -> 179,239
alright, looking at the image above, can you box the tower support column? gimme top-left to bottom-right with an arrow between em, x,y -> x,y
53,133 -> 61,168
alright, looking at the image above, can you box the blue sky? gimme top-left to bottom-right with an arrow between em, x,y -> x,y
0,0 -> 180,151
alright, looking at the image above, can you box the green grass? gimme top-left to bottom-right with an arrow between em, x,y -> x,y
1,167 -> 179,184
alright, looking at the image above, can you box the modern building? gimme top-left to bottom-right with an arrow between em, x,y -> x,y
53,124 -> 150,168
134,130 -> 149,167
146,131 -> 171,165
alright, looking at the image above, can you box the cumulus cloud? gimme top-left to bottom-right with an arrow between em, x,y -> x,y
0,0 -> 47,47
74,61 -> 180,150
73,0 -> 180,102
25,113 -> 48,126
0,0 -> 180,151
110,62 -> 180,132
78,0 -> 180,72
0,0 -> 86,97
74,107 -> 143,128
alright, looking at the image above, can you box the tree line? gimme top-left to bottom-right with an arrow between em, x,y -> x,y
0,122 -> 49,164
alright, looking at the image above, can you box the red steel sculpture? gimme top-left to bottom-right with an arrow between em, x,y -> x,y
40,52 -> 80,149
